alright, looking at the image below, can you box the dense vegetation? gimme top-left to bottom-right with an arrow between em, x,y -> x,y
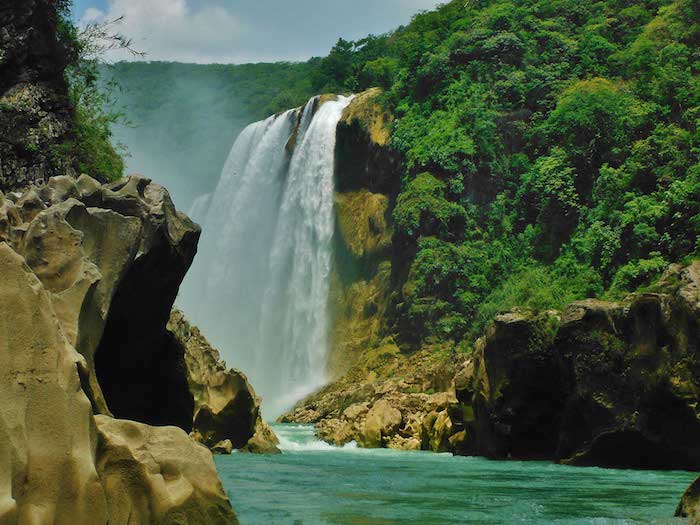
98,0 -> 699,348
309,0 -> 700,346
102,61 -> 319,206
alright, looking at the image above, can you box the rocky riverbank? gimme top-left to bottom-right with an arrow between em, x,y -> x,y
285,261 -> 699,467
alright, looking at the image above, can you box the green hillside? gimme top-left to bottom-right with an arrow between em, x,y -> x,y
311,0 -> 700,345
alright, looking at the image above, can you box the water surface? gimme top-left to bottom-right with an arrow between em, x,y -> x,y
215,424 -> 696,525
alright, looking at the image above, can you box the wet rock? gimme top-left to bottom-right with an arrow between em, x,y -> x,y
676,477 -> 700,523
212,439 -> 234,455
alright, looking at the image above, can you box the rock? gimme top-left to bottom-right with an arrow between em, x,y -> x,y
676,476 -> 700,523
0,175 -> 243,523
169,309 -> 281,454
240,423 -> 283,455
453,262 -> 700,469
361,399 -> 402,448
0,174 -> 201,430
283,346 -> 461,451
0,0 -> 74,191
0,242 -> 108,525
425,410 -> 453,453
335,88 -> 399,194
95,416 -> 238,524
212,440 -> 234,455
388,436 -> 422,451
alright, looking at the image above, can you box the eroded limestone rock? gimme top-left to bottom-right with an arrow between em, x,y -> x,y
0,174 -> 200,429
95,416 -> 238,524
0,243 -> 108,525
169,309 -> 280,454
0,176 -> 241,524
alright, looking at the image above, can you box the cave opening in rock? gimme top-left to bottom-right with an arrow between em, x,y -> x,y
94,235 -> 194,431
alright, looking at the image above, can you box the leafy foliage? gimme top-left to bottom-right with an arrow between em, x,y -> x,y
310,0 -> 700,345
57,2 -> 128,181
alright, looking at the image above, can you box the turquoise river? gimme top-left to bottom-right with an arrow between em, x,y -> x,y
215,424 -> 697,525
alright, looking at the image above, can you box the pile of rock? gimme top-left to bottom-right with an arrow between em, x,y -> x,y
281,348 -> 461,452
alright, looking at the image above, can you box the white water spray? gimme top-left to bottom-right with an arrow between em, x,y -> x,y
181,95 -> 353,418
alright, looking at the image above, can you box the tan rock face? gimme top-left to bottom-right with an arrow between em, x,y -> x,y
169,309 -> 280,454
0,175 -> 240,524
1,175 -> 200,429
0,243 -> 108,525
95,416 -> 238,525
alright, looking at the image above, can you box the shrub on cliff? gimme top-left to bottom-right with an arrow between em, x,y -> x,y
55,1 -> 127,182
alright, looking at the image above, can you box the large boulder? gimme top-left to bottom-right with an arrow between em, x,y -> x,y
168,309 -> 280,454
95,416 -> 237,525
360,399 -> 403,448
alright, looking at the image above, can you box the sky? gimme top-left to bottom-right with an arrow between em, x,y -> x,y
72,0 -> 443,64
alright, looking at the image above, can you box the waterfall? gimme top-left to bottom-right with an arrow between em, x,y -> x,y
187,193 -> 211,224
181,95 -> 353,418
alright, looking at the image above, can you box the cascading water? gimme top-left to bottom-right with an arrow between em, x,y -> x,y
181,95 -> 353,418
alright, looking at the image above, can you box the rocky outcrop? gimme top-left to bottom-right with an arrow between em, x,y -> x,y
328,88 -> 400,378
335,88 -> 399,194
0,0 -> 74,191
453,262 -> 700,469
1,174 -> 200,429
168,309 -> 280,454
0,175 -> 239,524
0,242 -> 107,524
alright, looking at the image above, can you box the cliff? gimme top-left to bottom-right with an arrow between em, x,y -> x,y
0,0 -> 74,191
282,88 -> 700,485
452,262 -> 700,469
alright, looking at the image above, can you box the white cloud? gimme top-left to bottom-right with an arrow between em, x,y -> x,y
80,0 -> 248,63
80,0 -> 442,64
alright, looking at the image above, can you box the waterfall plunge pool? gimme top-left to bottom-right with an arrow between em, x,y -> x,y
215,424 -> 696,525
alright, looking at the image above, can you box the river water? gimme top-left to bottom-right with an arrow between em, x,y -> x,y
215,424 -> 695,525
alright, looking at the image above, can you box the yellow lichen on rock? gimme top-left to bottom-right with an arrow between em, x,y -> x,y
334,190 -> 391,261
340,88 -> 393,146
